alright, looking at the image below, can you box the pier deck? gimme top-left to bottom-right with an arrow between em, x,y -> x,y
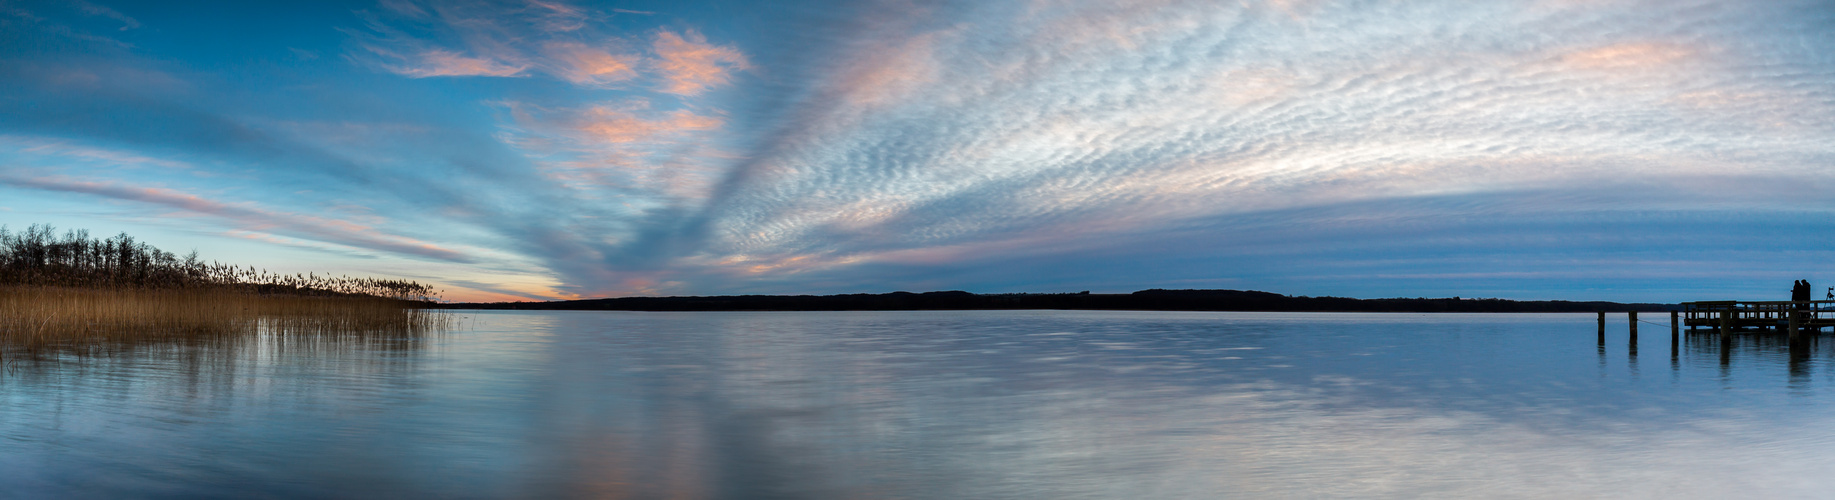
1681,300 -> 1835,334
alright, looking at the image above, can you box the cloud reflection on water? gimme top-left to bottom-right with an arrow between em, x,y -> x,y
8,311 -> 1835,497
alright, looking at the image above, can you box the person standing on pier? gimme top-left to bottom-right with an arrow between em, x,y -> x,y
1805,280 -> 1815,312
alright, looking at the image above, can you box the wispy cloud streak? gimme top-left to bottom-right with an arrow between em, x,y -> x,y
0,175 -> 473,263
70,0 -> 138,31
381,48 -> 528,78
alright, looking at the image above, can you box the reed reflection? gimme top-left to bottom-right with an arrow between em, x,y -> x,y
3,319 -> 441,382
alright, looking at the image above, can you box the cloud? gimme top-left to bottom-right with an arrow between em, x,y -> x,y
430,277 -> 573,302
384,48 -> 528,77
0,1 -> 136,48
650,29 -> 750,95
314,0 -> 1835,298
825,30 -> 946,109
612,0 -> 1833,295
12,0 -> 1833,300
496,99 -> 730,198
0,175 -> 474,263
542,41 -> 640,86
1557,42 -> 1696,71
347,1 -> 749,94
5,135 -> 192,170
346,2 -> 538,80
570,105 -> 723,144
526,0 -> 587,32
70,0 -> 139,31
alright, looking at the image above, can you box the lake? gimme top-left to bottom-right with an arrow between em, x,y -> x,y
5,310 -> 1835,498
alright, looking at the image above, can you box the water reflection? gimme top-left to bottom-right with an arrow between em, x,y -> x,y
1674,331 -> 1830,371
5,324 -> 433,374
1602,320 -> 1835,392
1592,314 -> 1835,380
9,311 -> 1835,497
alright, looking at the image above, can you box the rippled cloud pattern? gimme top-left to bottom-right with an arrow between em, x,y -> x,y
2,0 -> 1831,301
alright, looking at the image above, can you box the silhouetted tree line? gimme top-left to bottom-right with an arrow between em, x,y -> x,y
447,288 -> 1674,312
0,224 -> 436,301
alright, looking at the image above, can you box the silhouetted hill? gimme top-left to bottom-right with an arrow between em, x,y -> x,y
443,289 -> 1675,312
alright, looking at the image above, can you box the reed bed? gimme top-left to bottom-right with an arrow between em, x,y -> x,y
0,224 -> 447,360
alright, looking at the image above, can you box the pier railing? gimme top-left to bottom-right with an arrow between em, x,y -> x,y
1680,300 -> 1835,334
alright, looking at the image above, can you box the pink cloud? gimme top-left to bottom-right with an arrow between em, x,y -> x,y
352,3 -> 750,96
543,41 -> 640,86
0,175 -> 472,263
415,277 -> 578,303
572,106 -> 724,144
500,100 -> 730,197
499,100 -> 725,149
650,29 -> 749,95
1557,42 -> 1695,71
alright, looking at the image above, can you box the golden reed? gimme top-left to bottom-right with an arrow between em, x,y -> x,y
1,225 -> 447,357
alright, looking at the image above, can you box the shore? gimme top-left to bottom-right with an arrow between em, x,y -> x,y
442,289 -> 1677,313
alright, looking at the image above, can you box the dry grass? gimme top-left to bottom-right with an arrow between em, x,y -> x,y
0,224 -> 452,362
0,285 -> 447,359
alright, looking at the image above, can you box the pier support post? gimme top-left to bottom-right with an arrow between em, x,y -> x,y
1629,311 -> 1638,347
1598,312 -> 1606,345
1790,308 -> 1802,341
1671,310 -> 1679,356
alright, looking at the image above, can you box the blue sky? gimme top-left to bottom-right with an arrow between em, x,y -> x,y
2,0 -> 1832,302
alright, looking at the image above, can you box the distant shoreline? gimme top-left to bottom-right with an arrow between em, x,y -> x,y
440,289 -> 1676,313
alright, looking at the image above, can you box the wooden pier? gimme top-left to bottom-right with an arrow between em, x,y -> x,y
1595,298 -> 1831,369
1680,300 -> 1835,337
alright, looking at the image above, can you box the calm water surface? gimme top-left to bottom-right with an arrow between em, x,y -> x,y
6,311 -> 1835,498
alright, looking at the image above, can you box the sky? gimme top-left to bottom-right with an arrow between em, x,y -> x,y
1,0 -> 1832,303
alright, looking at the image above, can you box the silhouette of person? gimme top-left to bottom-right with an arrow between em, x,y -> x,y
1827,286 -> 1832,300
